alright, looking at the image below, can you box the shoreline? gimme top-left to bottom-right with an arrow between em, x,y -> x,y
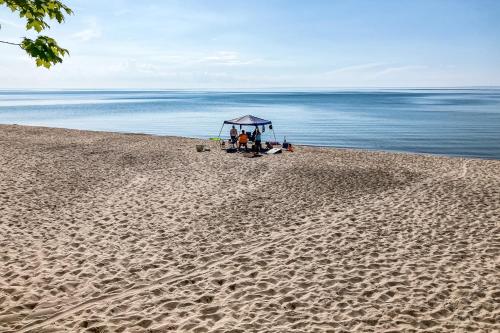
1,124 -> 498,332
2,88 -> 499,161
3,123 -> 497,161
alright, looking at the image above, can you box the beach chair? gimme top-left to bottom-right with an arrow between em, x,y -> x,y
210,137 -> 227,150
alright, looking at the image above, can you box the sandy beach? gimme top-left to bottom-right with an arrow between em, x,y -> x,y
0,124 -> 498,333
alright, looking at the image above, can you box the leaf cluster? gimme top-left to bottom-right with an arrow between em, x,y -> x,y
1,0 -> 72,32
21,35 -> 68,68
0,0 -> 72,68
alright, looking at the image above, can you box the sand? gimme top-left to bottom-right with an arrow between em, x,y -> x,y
0,124 -> 499,333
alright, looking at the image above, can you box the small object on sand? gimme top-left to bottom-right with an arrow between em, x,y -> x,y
196,145 -> 205,152
283,137 -> 288,149
266,148 -> 282,154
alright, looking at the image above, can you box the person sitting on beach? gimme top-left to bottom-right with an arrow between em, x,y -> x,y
238,130 -> 249,150
229,126 -> 238,146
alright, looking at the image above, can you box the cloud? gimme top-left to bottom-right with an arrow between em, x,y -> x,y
113,9 -> 132,16
0,18 -> 23,29
71,18 -> 102,42
108,59 -> 160,74
322,63 -> 428,82
371,65 -> 427,78
199,51 -> 259,66
138,51 -> 260,67
325,63 -> 385,75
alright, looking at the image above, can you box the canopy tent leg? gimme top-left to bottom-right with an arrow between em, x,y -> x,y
217,123 -> 226,150
217,123 -> 225,140
272,128 -> 277,144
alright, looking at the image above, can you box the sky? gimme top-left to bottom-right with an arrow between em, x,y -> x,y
1,0 -> 499,89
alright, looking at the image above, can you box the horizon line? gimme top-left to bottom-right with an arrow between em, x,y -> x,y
1,86 -> 500,92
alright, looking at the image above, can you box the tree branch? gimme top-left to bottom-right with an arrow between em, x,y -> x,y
0,40 -> 21,46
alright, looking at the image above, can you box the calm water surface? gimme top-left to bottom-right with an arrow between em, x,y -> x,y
0,89 -> 499,159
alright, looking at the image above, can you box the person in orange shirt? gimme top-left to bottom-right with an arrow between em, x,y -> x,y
238,130 -> 249,151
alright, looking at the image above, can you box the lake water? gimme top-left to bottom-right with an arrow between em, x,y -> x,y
1,89 -> 499,159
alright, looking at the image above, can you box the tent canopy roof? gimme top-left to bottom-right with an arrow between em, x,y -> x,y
223,115 -> 272,126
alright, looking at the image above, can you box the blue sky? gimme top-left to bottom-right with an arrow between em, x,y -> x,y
1,0 -> 499,88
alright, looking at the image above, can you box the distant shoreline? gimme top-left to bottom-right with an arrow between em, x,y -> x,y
2,86 -> 500,92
